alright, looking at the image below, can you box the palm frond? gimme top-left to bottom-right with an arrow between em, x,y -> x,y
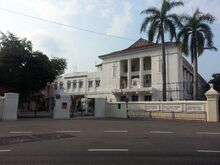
140,7 -> 160,16
148,20 -> 160,42
156,25 -> 162,43
140,16 -> 160,33
164,19 -> 176,41
167,13 -> 184,28
181,31 -> 190,55
197,23 -> 213,42
169,1 -> 184,9
197,31 -> 205,55
198,13 -> 215,24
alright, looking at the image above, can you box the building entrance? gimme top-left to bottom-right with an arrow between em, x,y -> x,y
70,95 -> 95,117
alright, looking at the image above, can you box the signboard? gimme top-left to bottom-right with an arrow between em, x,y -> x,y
61,102 -> 67,110
186,104 -> 205,113
145,104 -> 160,112
162,104 -> 182,112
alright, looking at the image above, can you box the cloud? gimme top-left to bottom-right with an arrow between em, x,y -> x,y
145,0 -> 161,6
106,2 -> 133,36
26,30 -> 64,58
84,4 -> 96,13
101,8 -> 114,17
15,0 -> 80,23
180,0 -> 220,23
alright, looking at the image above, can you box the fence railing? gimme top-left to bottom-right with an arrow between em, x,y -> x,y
128,110 -> 207,121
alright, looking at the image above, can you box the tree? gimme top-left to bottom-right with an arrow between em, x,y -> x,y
140,0 -> 184,101
209,74 -> 220,92
0,32 -> 67,98
177,9 -> 217,100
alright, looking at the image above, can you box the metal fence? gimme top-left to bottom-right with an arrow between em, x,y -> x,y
128,110 -> 207,121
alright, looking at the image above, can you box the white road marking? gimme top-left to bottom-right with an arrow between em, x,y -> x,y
9,131 -> 32,134
56,130 -> 81,133
150,131 -> 173,134
88,149 -> 129,152
104,130 -> 128,133
197,150 -> 220,153
0,149 -> 11,152
197,132 -> 220,135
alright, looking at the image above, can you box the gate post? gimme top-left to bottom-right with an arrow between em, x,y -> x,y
94,98 -> 106,118
53,95 -> 71,119
3,93 -> 19,120
205,84 -> 219,122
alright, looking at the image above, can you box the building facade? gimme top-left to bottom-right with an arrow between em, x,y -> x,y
53,38 -> 207,107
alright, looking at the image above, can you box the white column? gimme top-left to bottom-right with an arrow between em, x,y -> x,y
205,84 -> 219,122
139,57 -> 144,88
127,59 -> 131,89
2,93 -> 19,120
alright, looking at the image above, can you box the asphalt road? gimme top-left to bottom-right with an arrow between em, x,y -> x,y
0,118 -> 220,165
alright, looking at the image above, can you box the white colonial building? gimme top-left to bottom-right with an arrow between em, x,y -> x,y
53,38 -> 207,108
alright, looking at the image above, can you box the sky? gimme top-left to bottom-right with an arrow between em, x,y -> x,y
0,0 -> 219,81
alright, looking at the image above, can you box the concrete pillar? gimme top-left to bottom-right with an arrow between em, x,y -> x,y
205,84 -> 219,122
53,95 -> 71,119
94,98 -> 106,118
139,57 -> 144,88
127,59 -> 131,89
2,93 -> 19,120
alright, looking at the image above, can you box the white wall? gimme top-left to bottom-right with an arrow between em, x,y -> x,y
53,95 -> 71,119
0,97 -> 4,119
105,103 -> 127,118
0,93 -> 19,120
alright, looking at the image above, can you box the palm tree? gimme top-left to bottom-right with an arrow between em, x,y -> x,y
140,0 -> 184,101
177,9 -> 217,100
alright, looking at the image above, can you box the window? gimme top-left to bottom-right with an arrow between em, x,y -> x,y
132,95 -> 138,102
59,82 -> 63,89
131,65 -> 135,72
88,81 -> 93,88
72,81 -> 77,89
67,81 -> 71,89
112,64 -> 117,78
124,64 -> 127,73
96,80 -> 100,87
144,75 -> 151,87
79,81 -> 83,88
54,82 -> 58,90
145,95 -> 152,101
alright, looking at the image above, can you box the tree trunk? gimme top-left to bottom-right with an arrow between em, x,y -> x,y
193,52 -> 198,100
161,25 -> 167,101
193,34 -> 199,100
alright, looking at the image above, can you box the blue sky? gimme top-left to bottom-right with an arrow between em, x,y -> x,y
0,0 -> 219,81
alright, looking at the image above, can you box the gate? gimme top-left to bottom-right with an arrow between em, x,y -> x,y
70,97 -> 95,118
18,98 -> 53,118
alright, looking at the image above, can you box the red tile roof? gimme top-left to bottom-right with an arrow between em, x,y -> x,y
99,38 -> 175,58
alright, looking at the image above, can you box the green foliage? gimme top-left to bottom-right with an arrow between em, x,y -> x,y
177,9 -> 217,60
209,74 -> 220,92
0,32 -> 67,96
51,57 -> 67,77
140,0 -> 184,43
177,9 -> 217,99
